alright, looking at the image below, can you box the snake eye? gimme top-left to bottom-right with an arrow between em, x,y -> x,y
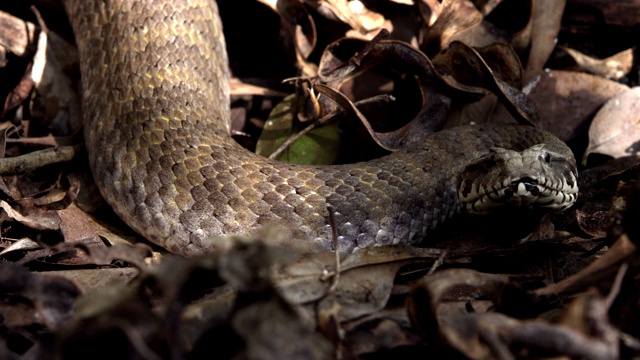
540,151 -> 551,163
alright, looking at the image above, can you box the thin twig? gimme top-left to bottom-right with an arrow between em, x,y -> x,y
427,249 -> 448,276
350,28 -> 389,66
604,262 -> 628,310
6,135 -> 77,146
0,145 -> 82,174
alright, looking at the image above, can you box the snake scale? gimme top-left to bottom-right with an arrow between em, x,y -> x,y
63,0 -> 578,256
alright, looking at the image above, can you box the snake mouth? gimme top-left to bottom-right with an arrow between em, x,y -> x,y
460,174 -> 578,215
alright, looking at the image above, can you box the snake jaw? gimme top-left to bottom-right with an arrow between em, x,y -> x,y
458,144 -> 579,215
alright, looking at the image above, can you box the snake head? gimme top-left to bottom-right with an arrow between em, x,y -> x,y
458,143 -> 578,215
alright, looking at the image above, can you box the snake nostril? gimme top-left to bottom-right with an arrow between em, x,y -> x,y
539,151 -> 551,163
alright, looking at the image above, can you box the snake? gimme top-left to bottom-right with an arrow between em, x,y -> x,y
62,0 -> 579,256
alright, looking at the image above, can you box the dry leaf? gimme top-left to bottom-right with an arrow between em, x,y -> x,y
50,268 -> 139,294
534,234 -> 635,297
585,87 -> 640,162
2,63 -> 33,117
0,10 -> 37,58
275,246 -> 443,309
524,0 -> 566,81
31,28 -> 82,135
560,46 -> 633,80
434,41 -> 538,126
317,262 -> 402,321
0,263 -> 82,329
0,237 -> 40,255
275,0 -> 317,59
229,78 -> 287,97
569,0 -> 640,29
422,0 -> 482,56
408,268 -> 621,359
58,203 -> 140,250
316,0 -> 385,34
491,70 -> 629,141
231,294 -> 334,360
0,199 -> 60,230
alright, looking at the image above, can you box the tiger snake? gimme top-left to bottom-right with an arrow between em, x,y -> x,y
62,0 -> 578,256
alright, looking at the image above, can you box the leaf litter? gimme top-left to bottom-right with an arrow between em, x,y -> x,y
0,0 -> 640,358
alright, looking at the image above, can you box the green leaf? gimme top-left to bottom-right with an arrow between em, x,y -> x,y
256,94 -> 340,165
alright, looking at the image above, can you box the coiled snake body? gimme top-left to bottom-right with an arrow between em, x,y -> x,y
64,0 -> 578,256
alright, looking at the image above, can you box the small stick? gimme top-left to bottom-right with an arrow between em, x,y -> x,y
604,262 -> 628,310
350,29 -> 389,66
0,145 -> 82,174
427,249 -> 448,276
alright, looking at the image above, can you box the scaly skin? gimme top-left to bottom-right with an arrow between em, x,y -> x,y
63,0 -> 577,256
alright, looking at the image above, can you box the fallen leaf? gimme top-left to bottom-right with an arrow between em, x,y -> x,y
231,294 -> 334,360
315,0 -> 385,34
434,41 -> 538,126
0,10 -> 38,58
585,87 -> 640,162
317,262 -> 402,321
416,0 -> 442,27
30,25 -> 82,136
0,263 -> 82,329
524,0 -> 566,81
569,0 -> 640,29
229,78 -> 288,97
422,0 -> 482,57
533,235 -> 634,297
408,268 -> 621,359
33,188 -> 67,206
57,205 -> 106,243
274,0 -> 317,59
534,180 -> 640,297
317,34 -> 452,149
275,246 -> 443,321
0,237 -> 40,255
59,202 -> 145,249
1,63 -> 33,117
49,268 -> 139,295
0,199 -> 60,230
560,46 -> 633,80
344,315 -> 424,357
491,70 -> 629,141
